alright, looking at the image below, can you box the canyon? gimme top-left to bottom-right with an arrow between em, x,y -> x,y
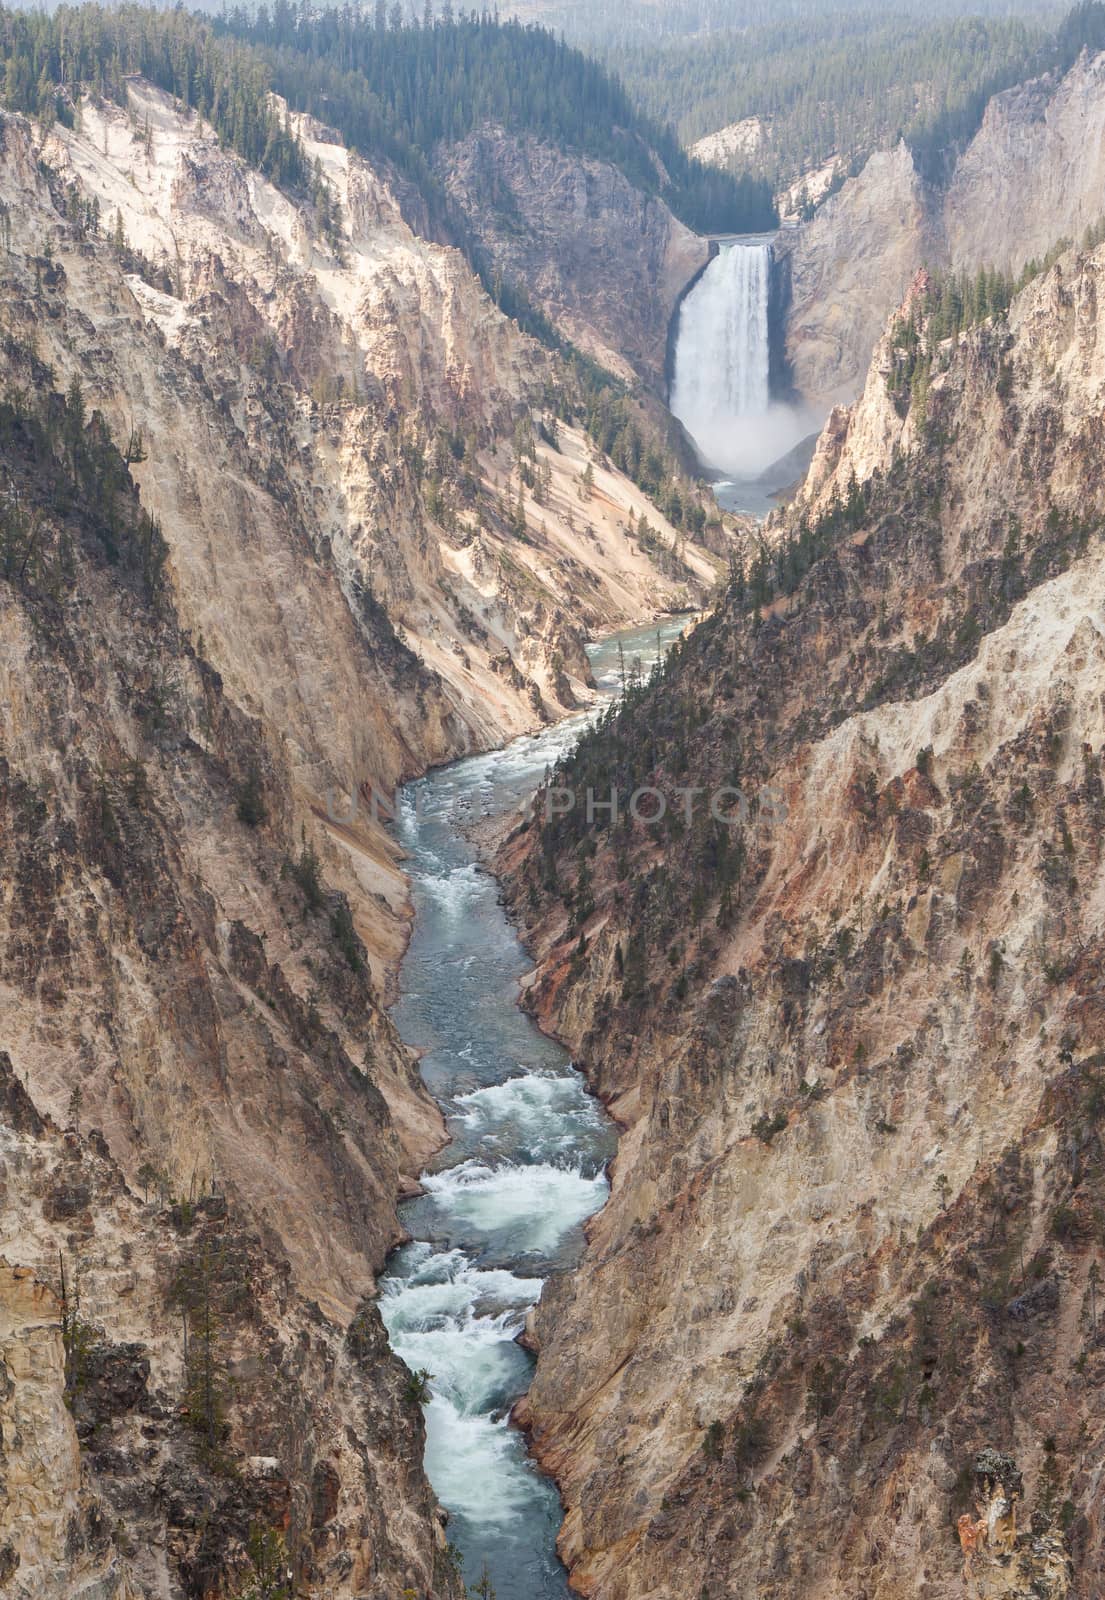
0,70 -> 721,1600
5,13 -> 1105,1600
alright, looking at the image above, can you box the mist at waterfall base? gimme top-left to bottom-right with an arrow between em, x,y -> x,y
379,620 -> 689,1599
670,237 -> 821,514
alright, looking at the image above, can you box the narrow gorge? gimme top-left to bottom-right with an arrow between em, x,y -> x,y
5,6 -> 1105,1600
379,621 -> 685,1599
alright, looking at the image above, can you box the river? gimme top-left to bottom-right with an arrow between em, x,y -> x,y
378,616 -> 689,1598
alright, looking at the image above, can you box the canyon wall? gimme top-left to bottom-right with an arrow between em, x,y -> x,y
779,48 -> 1105,407
500,242 -> 1105,1599
0,332 -> 454,1596
0,79 -> 715,1597
36,85 -> 718,775
944,49 -> 1105,276
775,141 -> 933,406
437,128 -> 709,387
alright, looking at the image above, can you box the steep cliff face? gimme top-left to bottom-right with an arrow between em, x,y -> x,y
944,50 -> 1105,275
779,48 -> 1105,408
24,85 -> 717,771
0,372 -> 456,1595
777,142 -> 933,406
0,1064 -> 452,1600
499,244 -> 1105,1599
436,128 -> 709,386
0,75 -> 718,1597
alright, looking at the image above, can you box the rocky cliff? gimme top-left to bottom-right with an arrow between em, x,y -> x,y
437,128 -> 709,387
943,49 -> 1105,276
34,84 -> 719,768
498,240 -> 1105,1599
0,362 -> 455,1597
0,75 -> 718,1598
779,48 -> 1105,408
777,142 -> 934,406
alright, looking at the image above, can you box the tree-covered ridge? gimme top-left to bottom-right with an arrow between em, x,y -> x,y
0,4 -> 308,183
0,4 -> 726,529
595,0 -> 1105,193
509,0 -> 1064,51
910,0 -> 1105,179
0,3 -> 557,340
0,4 -> 774,237
886,222 -> 1105,414
613,12 -> 1047,189
218,5 -> 775,236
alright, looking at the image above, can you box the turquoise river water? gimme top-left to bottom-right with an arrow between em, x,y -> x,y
378,616 -> 688,1598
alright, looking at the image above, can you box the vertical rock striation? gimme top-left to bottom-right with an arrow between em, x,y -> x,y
778,48 -> 1105,408
0,74 -> 718,1596
499,241 -> 1105,1600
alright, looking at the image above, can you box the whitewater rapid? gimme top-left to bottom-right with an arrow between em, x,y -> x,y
378,619 -> 688,1598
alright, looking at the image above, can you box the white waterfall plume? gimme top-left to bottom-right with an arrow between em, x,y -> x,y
672,239 -> 772,431
671,237 -> 816,486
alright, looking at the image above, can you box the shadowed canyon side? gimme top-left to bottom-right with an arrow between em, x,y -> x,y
497,240 -> 1105,1598
0,49 -> 726,1598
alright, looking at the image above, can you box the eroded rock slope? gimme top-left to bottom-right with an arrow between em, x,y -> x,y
437,128 -> 709,387
0,75 -> 718,1598
499,240 -> 1105,1599
780,48 -> 1105,407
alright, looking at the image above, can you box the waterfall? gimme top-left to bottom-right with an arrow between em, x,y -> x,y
670,238 -> 775,476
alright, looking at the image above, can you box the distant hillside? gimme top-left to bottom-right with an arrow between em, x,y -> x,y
0,5 -> 773,349
219,9 -> 776,238
617,12 -> 1048,188
505,0 -> 1063,48
509,1 -> 1105,197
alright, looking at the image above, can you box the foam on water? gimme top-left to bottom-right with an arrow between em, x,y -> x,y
422,1401 -> 557,1526
378,617 -> 689,1597
454,1071 -> 605,1150
381,1246 -> 543,1327
420,1159 -> 609,1256
421,861 -> 483,915
381,1249 -> 556,1532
